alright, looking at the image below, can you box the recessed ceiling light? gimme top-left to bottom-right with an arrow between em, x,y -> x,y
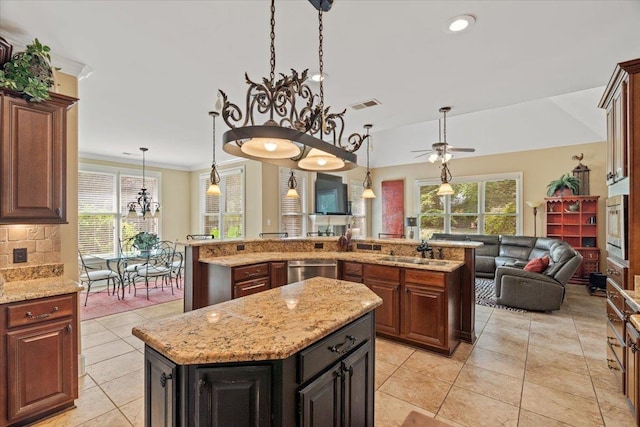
445,14 -> 476,33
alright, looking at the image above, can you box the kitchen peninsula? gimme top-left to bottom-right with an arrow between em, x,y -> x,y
132,277 -> 382,426
181,237 -> 482,348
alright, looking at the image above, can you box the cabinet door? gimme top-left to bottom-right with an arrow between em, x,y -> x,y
0,94 -> 68,223
402,283 -> 446,348
606,103 -> 616,184
6,318 -> 75,423
365,278 -> 400,335
626,324 -> 639,420
193,365 -> 271,427
145,348 -> 178,427
613,82 -> 627,182
299,362 -> 342,427
270,261 -> 288,288
233,277 -> 270,299
342,341 -> 374,427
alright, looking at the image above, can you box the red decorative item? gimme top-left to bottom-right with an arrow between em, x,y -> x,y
382,180 -> 404,235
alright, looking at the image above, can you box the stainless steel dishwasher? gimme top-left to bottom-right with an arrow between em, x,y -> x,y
287,259 -> 338,283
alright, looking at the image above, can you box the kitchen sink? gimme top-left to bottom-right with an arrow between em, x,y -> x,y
380,256 -> 447,266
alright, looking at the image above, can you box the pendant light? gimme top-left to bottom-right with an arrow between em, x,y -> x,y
437,160 -> 455,196
207,111 -> 222,196
362,124 -> 376,199
126,147 -> 160,218
286,170 -> 299,198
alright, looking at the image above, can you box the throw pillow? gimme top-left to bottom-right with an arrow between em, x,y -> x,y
524,256 -> 550,273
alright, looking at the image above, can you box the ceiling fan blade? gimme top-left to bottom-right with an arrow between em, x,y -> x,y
410,149 -> 433,153
448,147 -> 475,152
414,153 -> 429,158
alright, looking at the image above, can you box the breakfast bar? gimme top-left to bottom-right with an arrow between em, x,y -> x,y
132,277 -> 382,426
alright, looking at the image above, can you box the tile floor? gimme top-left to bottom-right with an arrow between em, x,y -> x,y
33,285 -> 633,426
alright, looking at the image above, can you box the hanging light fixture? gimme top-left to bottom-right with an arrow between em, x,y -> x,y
437,158 -> 455,196
362,124 -> 376,199
206,111 -> 222,196
286,170 -> 299,198
218,0 -> 368,171
126,147 -> 161,218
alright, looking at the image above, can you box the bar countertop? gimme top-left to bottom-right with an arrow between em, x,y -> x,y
132,277 -> 382,365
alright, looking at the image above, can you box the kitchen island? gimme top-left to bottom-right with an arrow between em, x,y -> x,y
132,277 -> 382,426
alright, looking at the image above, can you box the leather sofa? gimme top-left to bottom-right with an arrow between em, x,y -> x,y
431,233 -> 583,311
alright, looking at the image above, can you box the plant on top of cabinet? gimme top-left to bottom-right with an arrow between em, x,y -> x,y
546,173 -> 580,197
0,38 -> 56,102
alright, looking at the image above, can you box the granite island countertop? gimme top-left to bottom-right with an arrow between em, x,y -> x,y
0,276 -> 83,304
199,251 -> 465,273
132,277 -> 382,365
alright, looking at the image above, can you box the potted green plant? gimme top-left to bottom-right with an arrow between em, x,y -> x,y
0,38 -> 55,102
133,232 -> 159,253
546,173 -> 581,197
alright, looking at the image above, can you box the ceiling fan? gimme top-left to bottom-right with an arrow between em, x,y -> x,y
412,107 -> 475,163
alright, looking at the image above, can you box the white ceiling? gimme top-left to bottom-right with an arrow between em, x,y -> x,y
1,1 -> 639,170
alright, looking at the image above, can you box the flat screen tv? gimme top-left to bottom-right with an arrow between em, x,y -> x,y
315,173 -> 349,215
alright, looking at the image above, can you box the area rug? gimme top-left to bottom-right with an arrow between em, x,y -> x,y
80,281 -> 183,321
475,278 -> 527,312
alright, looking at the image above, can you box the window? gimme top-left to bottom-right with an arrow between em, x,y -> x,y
415,173 -> 521,239
279,168 -> 308,237
200,167 -> 244,240
78,165 -> 160,255
349,180 -> 367,238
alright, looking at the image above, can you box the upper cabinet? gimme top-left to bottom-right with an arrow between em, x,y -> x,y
599,59 -> 640,185
0,89 -> 78,224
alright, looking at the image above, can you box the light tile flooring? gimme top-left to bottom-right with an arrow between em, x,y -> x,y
33,285 -> 633,426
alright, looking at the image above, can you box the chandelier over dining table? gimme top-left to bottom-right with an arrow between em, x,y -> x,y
126,147 -> 160,219
217,0 -> 370,171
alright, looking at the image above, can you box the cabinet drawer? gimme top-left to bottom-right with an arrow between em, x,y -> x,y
363,265 -> 399,282
233,263 -> 269,282
7,295 -> 74,328
342,262 -> 363,278
606,279 -> 625,314
233,277 -> 270,299
607,322 -> 625,364
607,300 -> 625,339
606,257 -> 628,289
607,342 -> 624,389
298,313 -> 373,384
404,269 -> 445,288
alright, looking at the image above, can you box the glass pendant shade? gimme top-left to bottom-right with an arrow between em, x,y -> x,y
298,148 -> 345,170
207,183 -> 221,196
437,182 -> 454,196
240,137 -> 300,159
362,187 -> 376,199
126,206 -> 138,218
286,187 -> 300,198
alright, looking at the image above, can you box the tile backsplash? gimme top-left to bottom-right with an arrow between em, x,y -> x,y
0,225 -> 62,268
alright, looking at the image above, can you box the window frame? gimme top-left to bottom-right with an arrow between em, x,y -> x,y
278,167 -> 308,238
414,172 -> 522,237
199,166 -> 245,241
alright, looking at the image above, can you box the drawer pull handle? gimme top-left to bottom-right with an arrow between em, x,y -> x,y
160,372 -> 173,388
329,335 -> 357,354
197,378 -> 206,395
607,337 -> 621,347
607,314 -> 622,323
628,338 -> 639,353
25,306 -> 59,320
607,359 -> 620,370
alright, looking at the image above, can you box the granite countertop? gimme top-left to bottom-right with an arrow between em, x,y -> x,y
179,237 -> 483,249
0,276 -> 83,304
199,251 -> 465,272
630,314 -> 640,331
132,277 -> 382,365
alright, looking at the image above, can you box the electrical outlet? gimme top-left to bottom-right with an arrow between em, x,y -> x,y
372,245 -> 382,251
13,248 -> 27,263
236,244 -> 245,251
356,243 -> 373,250
314,243 -> 324,249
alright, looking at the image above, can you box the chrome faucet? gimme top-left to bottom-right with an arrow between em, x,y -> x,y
416,240 -> 433,259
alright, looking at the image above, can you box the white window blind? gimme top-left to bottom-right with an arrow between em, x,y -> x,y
279,168 -> 307,237
78,165 -> 160,256
349,180 -> 367,238
200,167 -> 244,240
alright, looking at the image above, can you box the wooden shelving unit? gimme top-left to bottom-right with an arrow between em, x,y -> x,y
545,195 -> 600,285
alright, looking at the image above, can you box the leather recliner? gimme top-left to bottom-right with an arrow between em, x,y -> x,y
494,240 -> 583,311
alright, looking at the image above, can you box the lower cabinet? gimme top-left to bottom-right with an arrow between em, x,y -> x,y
0,293 -> 78,427
626,320 -> 639,424
270,261 -> 288,288
363,265 -> 400,336
144,312 -> 375,427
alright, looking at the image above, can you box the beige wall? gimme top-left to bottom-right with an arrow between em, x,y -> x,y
369,141 -> 607,261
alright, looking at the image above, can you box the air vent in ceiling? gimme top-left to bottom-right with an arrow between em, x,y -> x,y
350,98 -> 381,111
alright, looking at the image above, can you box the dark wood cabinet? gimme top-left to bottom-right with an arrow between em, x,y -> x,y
144,312 -> 375,427
232,263 -> 270,298
0,293 -> 78,427
0,89 -> 77,224
545,196 -> 600,285
233,277 -> 270,299
363,265 -> 400,336
270,261 -> 288,288
340,261 -> 363,283
626,318 -> 640,425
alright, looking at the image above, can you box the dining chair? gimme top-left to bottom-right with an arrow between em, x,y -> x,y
78,250 -> 121,306
131,242 -> 175,299
118,236 -> 145,292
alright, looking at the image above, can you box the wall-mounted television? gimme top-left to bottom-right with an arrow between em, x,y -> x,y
315,173 -> 349,215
